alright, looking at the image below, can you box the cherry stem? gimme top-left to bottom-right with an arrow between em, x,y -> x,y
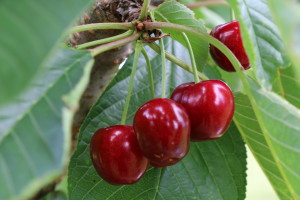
91,32 -> 141,57
141,47 -> 155,99
159,39 -> 167,98
120,42 -> 143,125
76,30 -> 134,49
182,33 -> 200,83
186,0 -> 228,9
147,42 -> 209,81
230,9 -> 236,21
68,22 -> 134,34
139,0 -> 150,21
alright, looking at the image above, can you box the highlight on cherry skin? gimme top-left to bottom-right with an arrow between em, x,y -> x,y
170,82 -> 194,104
210,20 -> 250,72
90,125 -> 149,185
171,80 -> 235,141
133,98 -> 190,167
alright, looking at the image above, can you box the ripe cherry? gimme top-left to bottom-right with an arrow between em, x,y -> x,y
133,98 -> 190,167
210,20 -> 250,72
90,125 -> 148,185
171,80 -> 234,141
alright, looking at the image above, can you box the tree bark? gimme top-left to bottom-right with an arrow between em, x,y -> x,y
69,0 -> 143,146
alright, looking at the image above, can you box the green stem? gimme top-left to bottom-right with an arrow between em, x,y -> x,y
68,22 -> 134,34
149,9 -> 156,21
139,0 -> 151,20
182,33 -> 200,83
141,48 -> 155,99
91,32 -> 141,57
76,30 -> 134,49
230,9 -> 236,21
159,39 -> 167,98
147,43 -> 209,80
120,42 -> 143,125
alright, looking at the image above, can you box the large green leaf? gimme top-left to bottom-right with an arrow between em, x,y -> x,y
0,49 -> 94,200
154,1 -> 209,71
68,40 -> 247,200
0,0 -> 94,105
226,0 -> 288,89
268,0 -> 300,78
246,78 -> 300,199
219,2 -> 300,196
234,94 -> 293,199
233,75 -> 300,200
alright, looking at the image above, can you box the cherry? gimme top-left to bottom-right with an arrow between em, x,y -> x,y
171,80 -> 234,141
210,20 -> 250,72
133,98 -> 190,167
90,125 -> 148,185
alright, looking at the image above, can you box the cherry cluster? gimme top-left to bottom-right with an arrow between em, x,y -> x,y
89,20 -> 248,185
90,80 -> 234,185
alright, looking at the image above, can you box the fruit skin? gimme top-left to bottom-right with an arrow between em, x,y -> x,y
90,125 -> 148,185
171,80 -> 234,141
133,98 -> 190,167
170,82 -> 194,104
210,20 -> 250,72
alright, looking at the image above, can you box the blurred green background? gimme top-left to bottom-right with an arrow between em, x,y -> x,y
246,148 -> 278,200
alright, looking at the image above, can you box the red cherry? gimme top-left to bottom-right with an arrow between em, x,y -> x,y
210,20 -> 250,72
171,80 -> 234,141
133,98 -> 190,167
90,125 -> 148,185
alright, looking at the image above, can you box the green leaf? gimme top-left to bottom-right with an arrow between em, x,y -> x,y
192,7 -> 227,29
226,0 -> 288,89
0,0 -> 94,105
0,49 -> 94,200
180,0 -> 230,29
233,76 -> 300,200
272,66 -> 300,109
247,78 -> 300,199
154,1 -> 209,71
68,40 -> 246,200
234,93 -> 293,199
279,66 -> 300,109
268,0 -> 300,78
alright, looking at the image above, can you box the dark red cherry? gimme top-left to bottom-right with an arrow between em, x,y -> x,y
90,125 -> 149,185
133,98 -> 190,167
171,80 -> 234,141
210,20 -> 250,72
